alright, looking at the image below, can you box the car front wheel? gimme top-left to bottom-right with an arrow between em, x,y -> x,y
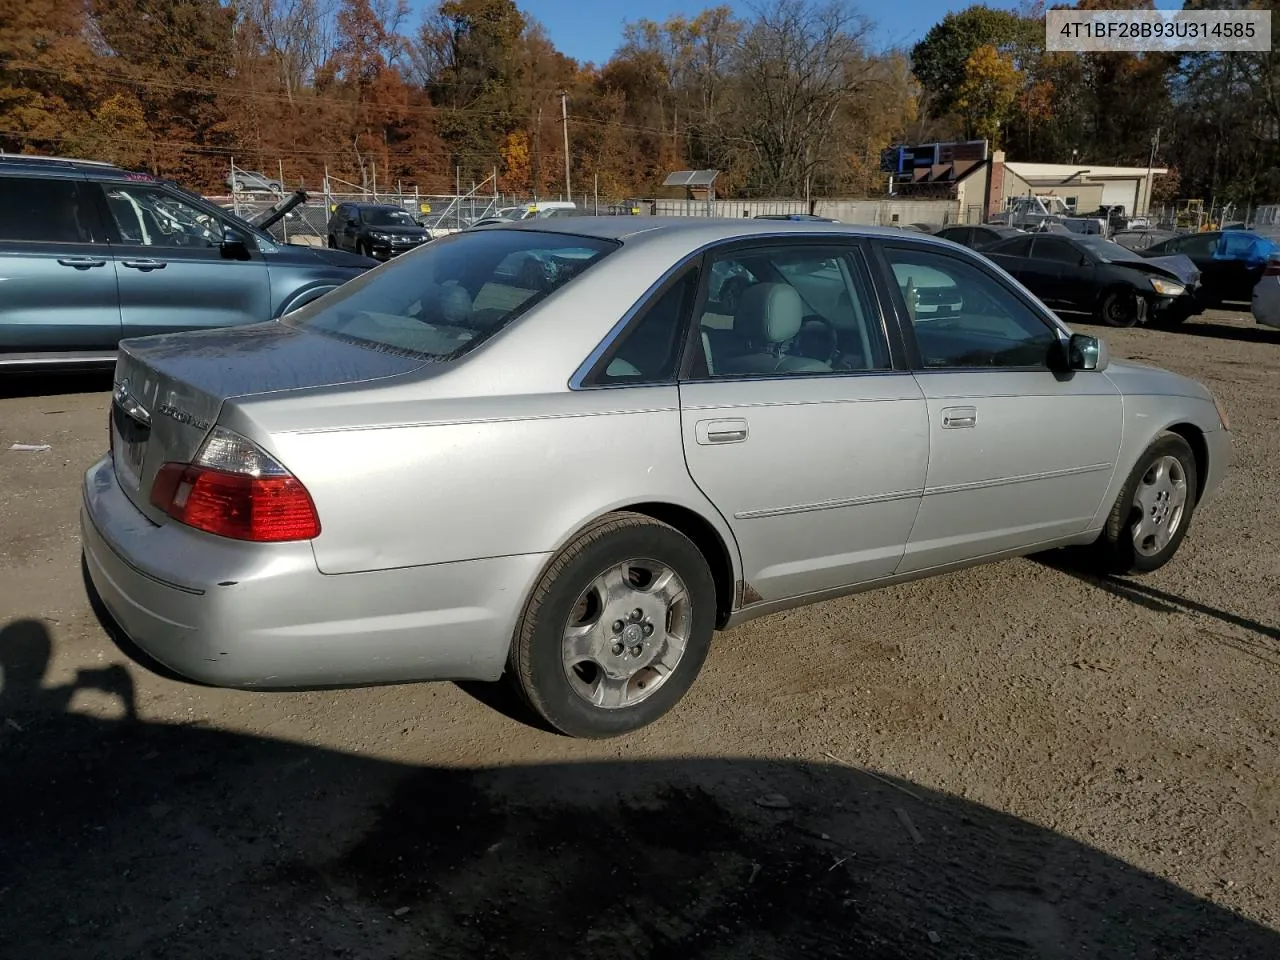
509,511 -> 717,738
1096,288 -> 1141,327
1093,432 -> 1199,574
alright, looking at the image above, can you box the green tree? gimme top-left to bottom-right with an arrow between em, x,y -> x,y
910,5 -> 1037,118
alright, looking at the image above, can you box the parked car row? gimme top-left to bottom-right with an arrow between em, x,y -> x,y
924,220 -> 1280,332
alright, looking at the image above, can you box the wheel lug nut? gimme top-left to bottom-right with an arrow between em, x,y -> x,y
630,645 -> 643,657
631,608 -> 643,621
642,623 -> 654,637
612,620 -> 624,634
611,642 -> 624,656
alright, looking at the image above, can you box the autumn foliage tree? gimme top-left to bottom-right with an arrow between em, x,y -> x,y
0,0 -> 1275,206
955,44 -> 1020,147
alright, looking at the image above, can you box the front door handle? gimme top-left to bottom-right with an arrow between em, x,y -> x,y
121,258 -> 167,270
57,257 -> 107,269
941,405 -> 977,429
695,418 -> 749,445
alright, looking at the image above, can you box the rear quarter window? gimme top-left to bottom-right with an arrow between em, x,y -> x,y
282,230 -> 617,360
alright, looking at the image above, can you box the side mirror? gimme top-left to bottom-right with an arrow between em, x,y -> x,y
220,227 -> 251,261
1068,333 -> 1108,371
1079,254 -> 1090,267
347,218 -> 359,228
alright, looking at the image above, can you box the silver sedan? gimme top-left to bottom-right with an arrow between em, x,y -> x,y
81,218 -> 1232,738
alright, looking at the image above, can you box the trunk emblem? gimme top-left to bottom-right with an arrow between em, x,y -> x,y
157,404 -> 211,431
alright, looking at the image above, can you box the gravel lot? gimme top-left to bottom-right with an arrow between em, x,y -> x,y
1,311 -> 1277,958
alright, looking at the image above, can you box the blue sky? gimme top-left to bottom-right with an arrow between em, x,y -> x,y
513,0 -> 1021,64
440,0 -> 1188,66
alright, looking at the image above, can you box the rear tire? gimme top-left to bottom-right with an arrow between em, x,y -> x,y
1096,288 -> 1141,328
327,235 -> 337,249
508,512 -> 716,739
1092,432 -> 1199,575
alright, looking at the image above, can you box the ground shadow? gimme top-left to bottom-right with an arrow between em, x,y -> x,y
3,617 -> 1277,960
1169,320 -> 1279,345
1059,312 -> 1277,344
0,369 -> 113,400
1036,551 -> 1280,667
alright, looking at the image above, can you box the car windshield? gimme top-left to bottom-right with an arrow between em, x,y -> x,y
283,230 -> 618,361
1076,236 -> 1142,262
362,207 -> 417,227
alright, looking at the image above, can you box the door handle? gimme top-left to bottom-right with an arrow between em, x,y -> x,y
941,406 -> 977,429
695,418 -> 749,445
57,257 -> 107,269
120,258 -> 167,270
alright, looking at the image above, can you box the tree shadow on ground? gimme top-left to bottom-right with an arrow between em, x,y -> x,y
2,617 -> 1276,960
1036,550 -> 1280,668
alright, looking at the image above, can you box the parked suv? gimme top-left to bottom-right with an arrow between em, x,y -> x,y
327,202 -> 430,260
0,155 -> 377,369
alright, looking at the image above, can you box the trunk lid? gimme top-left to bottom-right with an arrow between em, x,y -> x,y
110,321 -> 423,523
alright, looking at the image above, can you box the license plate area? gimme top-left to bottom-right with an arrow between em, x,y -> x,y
111,401 -> 150,491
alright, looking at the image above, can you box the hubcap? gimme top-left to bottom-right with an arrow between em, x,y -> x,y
1131,455 -> 1188,557
562,560 -> 691,709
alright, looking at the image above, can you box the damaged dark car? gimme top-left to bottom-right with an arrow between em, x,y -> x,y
983,232 -> 1203,328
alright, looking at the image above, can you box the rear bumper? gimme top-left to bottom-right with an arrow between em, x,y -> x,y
81,454 -> 547,688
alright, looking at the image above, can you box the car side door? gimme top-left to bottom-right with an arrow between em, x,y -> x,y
0,172 -> 122,355
982,234 -> 1034,282
676,239 -> 929,603
88,180 -> 273,338
1015,235 -> 1072,306
872,241 -> 1123,573
1032,236 -> 1095,311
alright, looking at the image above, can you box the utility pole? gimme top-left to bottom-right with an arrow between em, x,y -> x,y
532,106 -> 542,201
559,90 -> 571,202
1144,125 -> 1161,217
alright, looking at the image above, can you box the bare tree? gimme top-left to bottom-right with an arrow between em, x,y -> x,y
734,0 -> 873,196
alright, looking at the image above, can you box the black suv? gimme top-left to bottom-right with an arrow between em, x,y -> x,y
327,202 -> 430,260
0,154 -> 376,370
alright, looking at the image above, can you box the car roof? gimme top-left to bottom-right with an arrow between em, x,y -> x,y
492,215 -> 947,246
348,202 -> 404,211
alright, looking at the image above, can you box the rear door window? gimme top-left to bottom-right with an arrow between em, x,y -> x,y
0,176 -> 102,244
284,230 -> 617,360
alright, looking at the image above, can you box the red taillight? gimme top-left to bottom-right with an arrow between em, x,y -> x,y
150,462 -> 320,542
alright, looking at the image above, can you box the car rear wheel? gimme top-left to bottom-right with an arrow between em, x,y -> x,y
508,511 -> 716,738
1092,433 -> 1199,574
1096,288 -> 1141,327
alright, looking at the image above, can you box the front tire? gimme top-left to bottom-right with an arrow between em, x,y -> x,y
1096,288 -> 1141,328
1093,432 -> 1199,575
509,512 -> 717,738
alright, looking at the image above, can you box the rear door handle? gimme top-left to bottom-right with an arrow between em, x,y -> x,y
695,418 -> 749,445
57,257 -> 107,269
941,405 -> 977,429
121,258 -> 167,270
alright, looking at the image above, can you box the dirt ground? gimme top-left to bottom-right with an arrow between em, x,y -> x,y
1,311 -> 1277,959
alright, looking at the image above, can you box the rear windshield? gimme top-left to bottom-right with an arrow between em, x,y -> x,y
361,207 -> 417,227
283,229 -> 618,360
1077,235 -> 1142,262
